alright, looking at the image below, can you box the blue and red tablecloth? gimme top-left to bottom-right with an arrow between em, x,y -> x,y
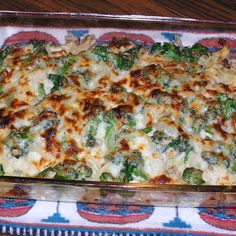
0,198 -> 235,235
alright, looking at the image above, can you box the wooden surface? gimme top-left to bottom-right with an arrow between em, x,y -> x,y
0,0 -> 235,22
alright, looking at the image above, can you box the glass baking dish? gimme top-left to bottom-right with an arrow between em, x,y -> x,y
0,11 -> 236,207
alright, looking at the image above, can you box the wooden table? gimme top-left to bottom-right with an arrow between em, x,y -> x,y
0,0 -> 235,22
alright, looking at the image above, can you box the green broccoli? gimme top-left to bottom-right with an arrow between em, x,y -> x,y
0,164 -> 5,176
182,167 -> 205,185
0,46 -> 13,68
95,46 -> 108,61
48,74 -> 67,91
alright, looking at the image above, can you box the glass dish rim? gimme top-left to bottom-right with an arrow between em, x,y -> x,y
0,10 -> 236,25
0,176 -> 236,193
0,10 -> 236,195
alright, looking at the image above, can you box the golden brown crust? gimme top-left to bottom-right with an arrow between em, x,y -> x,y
0,36 -> 235,185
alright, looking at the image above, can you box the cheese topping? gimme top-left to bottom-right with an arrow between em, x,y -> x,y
0,36 -> 236,185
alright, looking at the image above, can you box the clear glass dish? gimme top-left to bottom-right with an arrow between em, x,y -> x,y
0,11 -> 236,207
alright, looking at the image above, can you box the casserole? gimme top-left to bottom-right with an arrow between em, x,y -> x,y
0,11 -> 236,206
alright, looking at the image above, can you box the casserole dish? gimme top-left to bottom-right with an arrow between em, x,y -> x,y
0,11 -> 236,207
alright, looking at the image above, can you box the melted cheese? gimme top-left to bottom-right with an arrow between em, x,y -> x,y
0,35 -> 236,185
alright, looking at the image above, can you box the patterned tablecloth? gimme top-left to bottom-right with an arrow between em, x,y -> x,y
0,25 -> 236,236
0,198 -> 235,235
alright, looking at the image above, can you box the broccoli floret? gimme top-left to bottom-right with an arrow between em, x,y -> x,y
162,43 -> 182,61
124,113 -> 136,128
8,129 -> 32,159
119,151 -> 148,182
95,46 -> 108,61
151,130 -> 166,143
48,74 -> 67,91
103,111 -> 117,150
231,161 -> 236,173
142,126 -> 153,134
0,164 -> 5,176
86,127 -> 97,148
38,167 -> 53,177
150,42 -> 162,54
59,54 -> 77,75
105,149 -> 125,165
151,42 -> 208,63
105,149 -> 148,182
38,83 -> 46,98
167,136 -> 192,152
182,44 -> 208,63
111,46 -> 140,71
151,42 -> 181,61
120,162 -> 148,182
201,151 -> 230,167
95,44 -> 140,71
191,43 -> 208,57
29,40 -> 47,56
0,46 -> 13,68
53,164 -> 92,180
217,94 -> 236,120
165,136 -> 194,162
100,172 -> 114,182
54,164 -> 77,180
77,165 -> 93,179
85,116 -> 101,148
182,167 -> 205,185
